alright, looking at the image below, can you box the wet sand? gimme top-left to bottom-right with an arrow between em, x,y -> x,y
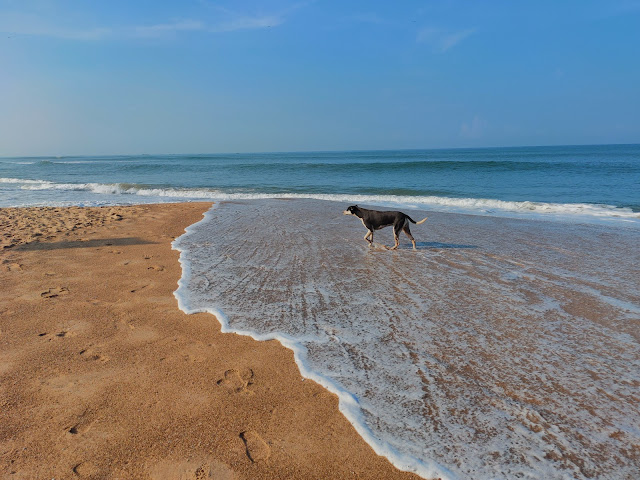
174,199 -> 640,479
0,203 -> 421,479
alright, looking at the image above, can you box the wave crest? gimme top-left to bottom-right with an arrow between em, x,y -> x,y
2,177 -> 638,223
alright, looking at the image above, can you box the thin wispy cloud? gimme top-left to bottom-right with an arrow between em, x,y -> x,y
0,2 -> 311,41
132,20 -> 205,38
0,15 -> 274,40
199,0 -> 311,33
16,25 -> 111,40
417,27 -> 476,53
0,13 -> 112,40
209,14 -> 284,33
0,17 -> 205,41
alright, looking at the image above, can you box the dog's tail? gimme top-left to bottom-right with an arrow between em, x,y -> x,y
408,216 -> 428,225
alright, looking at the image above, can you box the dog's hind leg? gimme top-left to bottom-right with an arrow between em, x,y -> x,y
364,230 -> 373,246
391,224 -> 402,250
403,224 -> 417,250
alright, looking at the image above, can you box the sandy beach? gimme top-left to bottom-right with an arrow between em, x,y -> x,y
0,203 -> 421,479
2,0 -> 638,476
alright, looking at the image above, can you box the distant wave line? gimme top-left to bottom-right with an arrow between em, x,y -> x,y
10,157 -> 638,173
3,177 -> 639,221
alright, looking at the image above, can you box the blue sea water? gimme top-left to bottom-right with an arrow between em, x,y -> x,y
1,144 -> 639,224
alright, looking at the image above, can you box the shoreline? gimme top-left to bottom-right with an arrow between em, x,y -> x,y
172,203 -> 453,480
0,202 -> 421,479
173,198 -> 640,479
2,199 -> 639,479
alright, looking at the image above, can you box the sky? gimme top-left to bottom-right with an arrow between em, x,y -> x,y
1,0 -> 639,156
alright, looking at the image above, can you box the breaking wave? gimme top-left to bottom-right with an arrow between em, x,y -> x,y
2,177 -> 639,224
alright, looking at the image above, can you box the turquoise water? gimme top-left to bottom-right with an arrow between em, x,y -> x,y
1,144 -> 639,224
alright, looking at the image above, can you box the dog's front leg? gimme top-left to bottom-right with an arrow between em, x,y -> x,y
364,230 -> 373,246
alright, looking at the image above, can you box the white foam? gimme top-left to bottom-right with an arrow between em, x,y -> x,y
3,177 -> 639,225
172,204 -> 455,479
0,177 -> 54,184
171,199 -> 640,479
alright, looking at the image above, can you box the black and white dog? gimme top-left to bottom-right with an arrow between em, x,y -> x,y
343,205 -> 428,250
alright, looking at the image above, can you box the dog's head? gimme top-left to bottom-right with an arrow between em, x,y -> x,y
343,205 -> 361,217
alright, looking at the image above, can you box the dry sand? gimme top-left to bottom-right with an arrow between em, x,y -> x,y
0,203 -> 421,480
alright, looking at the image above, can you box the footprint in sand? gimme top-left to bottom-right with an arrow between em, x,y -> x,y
240,431 -> 271,463
72,460 -> 100,478
217,369 -> 254,395
56,330 -> 78,338
79,347 -> 110,363
41,286 -> 70,298
38,330 -> 77,341
65,408 -> 98,439
2,261 -> 22,272
149,458 -> 236,480
147,265 -> 165,272
68,417 -> 95,435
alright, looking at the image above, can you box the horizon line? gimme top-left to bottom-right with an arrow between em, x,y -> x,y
1,142 -> 639,159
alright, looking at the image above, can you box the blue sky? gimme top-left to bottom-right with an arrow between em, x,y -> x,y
1,0 -> 639,155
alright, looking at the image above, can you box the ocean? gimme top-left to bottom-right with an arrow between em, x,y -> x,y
1,144 -> 639,224
3,145 -> 640,478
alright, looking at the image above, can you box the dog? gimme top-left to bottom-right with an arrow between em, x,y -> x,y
343,205 -> 428,250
